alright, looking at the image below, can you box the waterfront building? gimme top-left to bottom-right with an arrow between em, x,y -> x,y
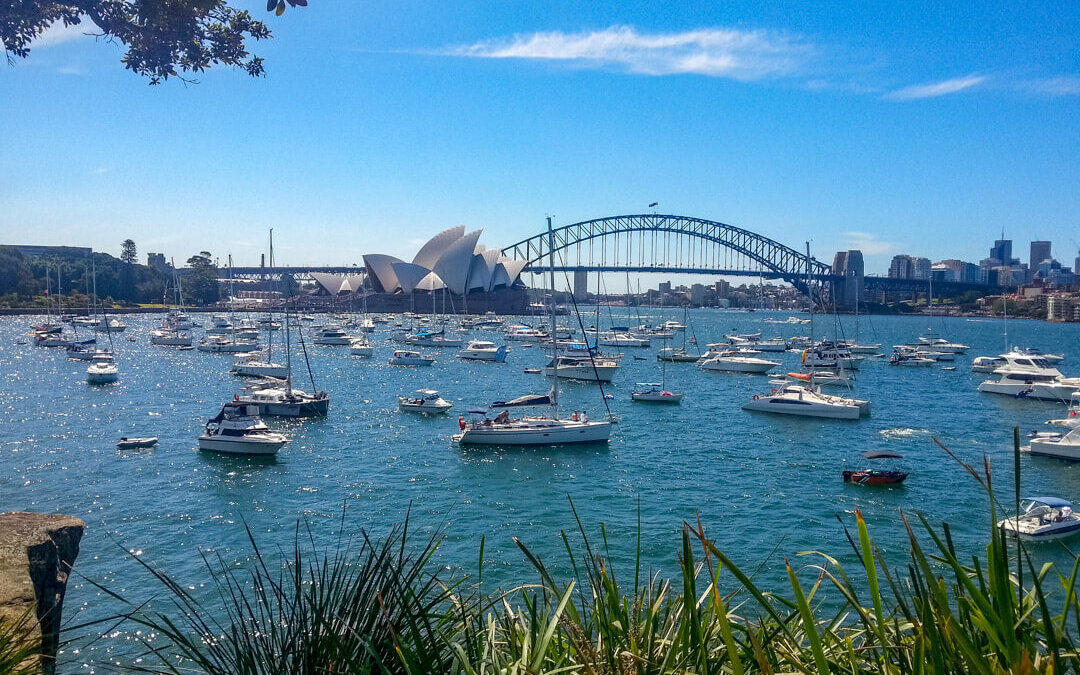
888,255 -> 914,279
911,257 -> 931,280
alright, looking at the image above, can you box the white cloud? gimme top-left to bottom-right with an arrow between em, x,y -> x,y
885,74 -> 985,101
91,167 -> 108,174
33,18 -> 96,49
840,231 -> 900,257
1019,76 -> 1080,97
451,26 -> 814,81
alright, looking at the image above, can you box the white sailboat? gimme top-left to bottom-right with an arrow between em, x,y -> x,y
455,217 -> 612,446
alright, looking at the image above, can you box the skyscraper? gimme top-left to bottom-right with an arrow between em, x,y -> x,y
1030,240 -> 1052,267
990,239 -> 1012,265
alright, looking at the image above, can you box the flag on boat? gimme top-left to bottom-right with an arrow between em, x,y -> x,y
648,202 -> 658,208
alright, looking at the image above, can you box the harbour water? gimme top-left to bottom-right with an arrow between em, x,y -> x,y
2,310 -> 1080,668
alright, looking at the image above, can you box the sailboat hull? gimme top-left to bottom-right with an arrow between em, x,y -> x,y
456,420 -> 611,445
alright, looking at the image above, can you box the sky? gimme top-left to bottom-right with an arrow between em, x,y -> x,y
3,1 -> 1080,277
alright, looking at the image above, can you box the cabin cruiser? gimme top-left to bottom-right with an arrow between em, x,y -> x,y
235,386 -> 329,418
231,353 -> 289,378
506,326 -> 549,341
34,331 -> 73,347
742,384 -> 869,420
92,317 -> 128,333
86,353 -> 119,384
657,347 -> 702,363
1027,426 -> 1080,461
843,341 -> 882,355
700,350 -> 779,374
312,325 -> 353,345
198,335 -> 259,353
198,403 -> 287,455
543,355 -> 619,382
997,497 -> 1080,541
458,340 -> 507,362
205,315 -> 235,335
150,328 -> 193,346
474,312 -> 503,328
802,340 -> 860,370
660,320 -> 686,332
398,390 -> 453,414
906,333 -> 969,354
630,382 -> 683,403
389,349 -> 435,366
889,347 -> 935,367
598,332 -> 651,348
1045,392 -> 1080,428
256,317 -> 282,331
349,337 -> 373,356
977,353 -> 1080,401
455,409 -> 611,445
733,336 -> 787,352
972,355 -> 1007,373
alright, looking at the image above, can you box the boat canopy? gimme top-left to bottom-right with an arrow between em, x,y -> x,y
1025,497 -> 1073,508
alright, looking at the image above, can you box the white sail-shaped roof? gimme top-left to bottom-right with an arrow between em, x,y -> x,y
412,225 -> 466,270
362,254 -> 405,293
432,229 -> 482,295
310,272 -> 346,295
466,249 -> 503,291
393,262 -> 445,294
491,258 -> 528,289
415,272 -> 446,292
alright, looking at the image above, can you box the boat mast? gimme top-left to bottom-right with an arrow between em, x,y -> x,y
548,216 -> 558,417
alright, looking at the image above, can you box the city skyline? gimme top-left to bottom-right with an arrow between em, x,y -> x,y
3,2 -> 1079,275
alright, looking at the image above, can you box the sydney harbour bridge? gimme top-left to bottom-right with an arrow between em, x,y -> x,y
226,213 -> 998,304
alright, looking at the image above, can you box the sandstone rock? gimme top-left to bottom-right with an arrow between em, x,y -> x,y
0,513 -> 85,675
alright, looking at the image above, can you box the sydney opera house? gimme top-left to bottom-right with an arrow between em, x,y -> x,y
307,227 -> 531,313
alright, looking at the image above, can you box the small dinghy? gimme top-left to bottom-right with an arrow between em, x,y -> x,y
843,469 -> 908,485
117,437 -> 158,449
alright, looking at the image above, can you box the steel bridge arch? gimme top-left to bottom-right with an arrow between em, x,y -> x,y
501,214 -> 832,297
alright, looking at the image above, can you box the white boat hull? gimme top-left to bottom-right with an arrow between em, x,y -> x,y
631,392 -> 683,403
456,420 -> 611,445
978,381 -> 1080,401
1028,438 -> 1080,461
197,435 -> 285,455
87,371 -> 118,384
544,364 -> 618,382
701,358 -> 778,373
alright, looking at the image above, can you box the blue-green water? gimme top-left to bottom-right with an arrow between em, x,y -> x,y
2,310 -> 1079,669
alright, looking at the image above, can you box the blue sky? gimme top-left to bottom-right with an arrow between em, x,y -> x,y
3,1 -> 1079,276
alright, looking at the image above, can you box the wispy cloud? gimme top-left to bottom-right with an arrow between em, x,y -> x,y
841,231 -> 900,257
92,167 -> 108,175
1018,76 -> 1080,97
33,18 -> 95,49
450,26 -> 814,81
885,74 -> 986,101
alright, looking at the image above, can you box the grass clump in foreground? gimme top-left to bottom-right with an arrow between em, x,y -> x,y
88,440 -> 1080,674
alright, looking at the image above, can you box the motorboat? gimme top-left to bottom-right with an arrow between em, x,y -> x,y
235,386 -> 330,418
312,325 -> 353,345
786,370 -> 853,386
543,355 -> 619,382
198,402 -> 287,455
846,342 -> 882,355
630,382 -> 684,403
842,470 -> 908,485
474,312 -> 503,328
977,353 -> 1080,401
997,497 -> 1080,541
737,337 -> 788,352
86,353 -> 119,384
349,337 -> 373,356
598,332 -> 651,347
389,349 -> 435,366
231,354 -> 289,378
197,336 -> 260,353
506,326 -> 549,341
34,331 -> 72,347
64,340 -> 101,360
1013,347 -> 1064,364
700,350 -> 779,374
802,340 -> 860,370
906,333 -> 969,354
910,346 -> 956,361
1027,426 -> 1080,461
742,384 -> 869,420
256,317 -> 282,331
458,340 -> 507,362
92,317 -> 128,333
1045,392 -> 1080,428
150,329 -> 193,346
398,389 -> 453,414
660,320 -> 686,332
357,317 -> 376,333
116,437 -> 158,449
409,333 -> 464,348
455,409 -> 611,445
972,355 -> 1007,373
889,347 -> 935,367
656,347 -> 702,363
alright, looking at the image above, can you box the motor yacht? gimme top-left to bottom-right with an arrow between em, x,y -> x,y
150,329 -> 193,346
1012,347 -> 1064,364
977,353 -> 1080,401
630,382 -> 684,403
349,337 -> 373,356
312,325 -> 353,345
972,355 -> 1007,373
742,384 -> 869,420
198,402 -> 287,455
206,315 -> 234,335
802,340 -> 860,370
458,340 -> 507,362
736,337 -> 788,352
997,497 -> 1080,541
700,350 -> 779,374
1027,425 -> 1080,461
543,355 -> 619,382
598,332 -> 651,348
845,342 -> 882,355
86,353 -> 119,384
398,390 -> 453,414
389,349 -> 435,366
889,347 -> 935,367
235,386 -> 329,418
34,331 -> 72,347
506,326 -> 548,341
197,335 -> 260,353
906,333 -> 969,354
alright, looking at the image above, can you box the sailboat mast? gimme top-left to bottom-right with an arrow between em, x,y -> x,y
548,216 -> 558,415
267,229 -> 274,362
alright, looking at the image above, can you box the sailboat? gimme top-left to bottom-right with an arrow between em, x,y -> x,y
235,234 -> 329,418
631,347 -> 684,403
85,256 -> 119,384
846,282 -> 880,354
455,218 -> 612,445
